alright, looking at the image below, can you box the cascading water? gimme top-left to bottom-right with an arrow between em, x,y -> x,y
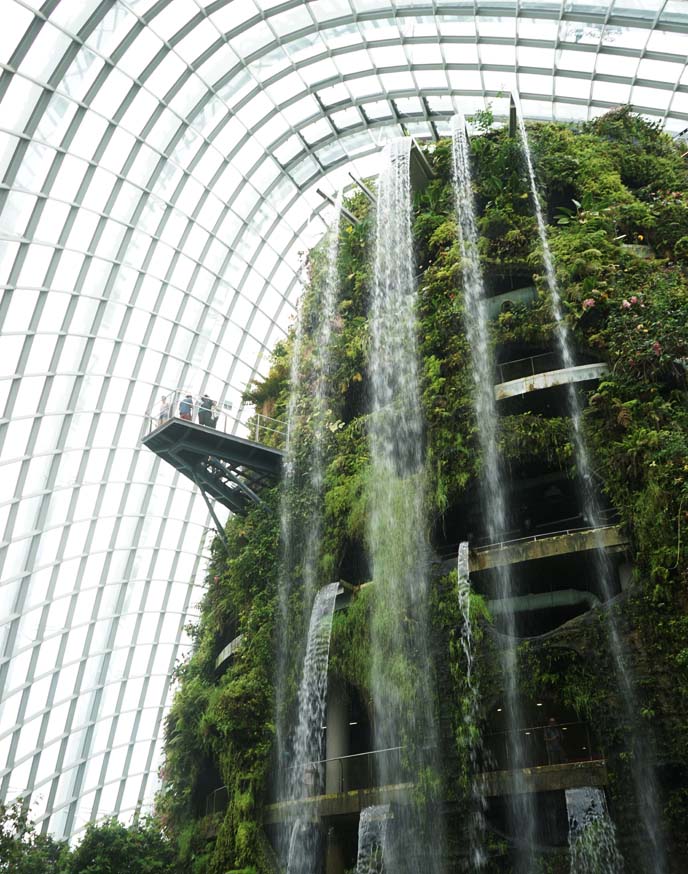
368,137 -> 445,874
302,192 -> 344,608
514,94 -> 663,872
275,201 -> 343,867
355,805 -> 390,874
275,301 -> 308,785
451,114 -> 536,870
285,581 -> 339,874
511,94 -> 596,511
566,787 -> 623,874
456,542 -> 486,869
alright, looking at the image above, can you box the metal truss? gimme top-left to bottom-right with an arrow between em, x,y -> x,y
1,0 -> 686,842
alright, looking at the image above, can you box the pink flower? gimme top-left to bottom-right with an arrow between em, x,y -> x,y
652,341 -> 662,356
582,298 -> 595,309
622,299 -> 631,309
629,295 -> 639,304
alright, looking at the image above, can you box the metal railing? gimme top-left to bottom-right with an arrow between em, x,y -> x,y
252,413 -> 286,443
485,720 -> 599,771
495,352 -> 561,384
215,634 -> 244,670
204,747 -> 405,816
204,724 -> 599,814
142,387 -> 285,443
437,509 -> 620,560
472,521 -> 620,555
316,746 -> 404,795
205,785 -> 229,816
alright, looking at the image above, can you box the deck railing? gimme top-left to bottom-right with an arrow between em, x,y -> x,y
485,720 -> 598,770
495,352 -> 561,384
205,785 -> 229,817
316,745 -> 404,795
142,387 -> 285,443
436,509 -> 619,560
471,520 -> 620,555
204,724 -> 599,815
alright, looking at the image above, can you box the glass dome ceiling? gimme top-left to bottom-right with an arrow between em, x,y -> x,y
1,0 -> 687,842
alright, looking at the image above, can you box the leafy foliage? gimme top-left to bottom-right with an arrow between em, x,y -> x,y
65,818 -> 175,874
0,801 -> 68,874
159,110 -> 688,871
0,804 -> 174,874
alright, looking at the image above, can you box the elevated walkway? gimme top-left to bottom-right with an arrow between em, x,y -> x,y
142,417 -> 283,516
495,362 -> 608,401
486,588 -> 600,616
262,759 -> 607,822
409,138 -> 435,193
264,783 -> 412,824
487,286 -> 537,319
215,634 -> 244,670
470,525 -> 629,573
481,759 -> 607,797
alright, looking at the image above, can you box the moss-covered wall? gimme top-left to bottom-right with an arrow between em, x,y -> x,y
157,108 -> 688,873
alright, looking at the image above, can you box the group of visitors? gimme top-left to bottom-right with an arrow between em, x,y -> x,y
157,392 -> 219,428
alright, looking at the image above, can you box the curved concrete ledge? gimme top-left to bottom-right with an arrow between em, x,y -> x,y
487,285 -> 537,319
263,761 -> 607,822
621,243 -> 655,259
487,588 -> 600,616
263,782 -> 413,823
495,362 -> 608,400
480,759 -> 607,797
215,634 -> 244,670
471,525 -> 629,573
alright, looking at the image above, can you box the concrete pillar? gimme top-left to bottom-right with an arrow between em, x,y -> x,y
326,680 -> 349,794
325,826 -> 346,874
618,560 -> 633,592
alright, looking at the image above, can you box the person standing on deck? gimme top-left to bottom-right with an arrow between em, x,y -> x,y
198,393 -> 216,427
158,395 -> 169,426
179,393 -> 193,420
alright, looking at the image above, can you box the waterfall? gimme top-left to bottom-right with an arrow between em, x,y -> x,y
303,191 -> 344,607
355,805 -> 390,874
456,542 -> 486,868
566,788 -> 623,874
275,300 -> 308,789
275,200 -> 343,867
511,94 -> 595,509
451,114 -> 536,871
367,137 -> 445,874
286,581 -> 339,874
513,95 -> 662,872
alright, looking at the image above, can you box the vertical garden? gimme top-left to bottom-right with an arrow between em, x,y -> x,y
156,108 -> 688,873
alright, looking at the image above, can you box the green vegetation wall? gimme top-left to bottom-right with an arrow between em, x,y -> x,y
157,108 -> 688,873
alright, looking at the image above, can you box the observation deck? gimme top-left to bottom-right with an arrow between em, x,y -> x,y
142,394 -> 283,518
143,418 -> 282,515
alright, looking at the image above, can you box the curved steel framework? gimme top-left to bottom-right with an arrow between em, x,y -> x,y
1,0 -> 686,842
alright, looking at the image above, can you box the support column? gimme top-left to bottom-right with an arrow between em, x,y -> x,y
618,560 -> 633,591
326,680 -> 349,794
325,825 -> 347,874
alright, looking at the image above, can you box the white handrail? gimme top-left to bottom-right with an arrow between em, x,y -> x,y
143,387 -> 285,443
473,523 -> 620,554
